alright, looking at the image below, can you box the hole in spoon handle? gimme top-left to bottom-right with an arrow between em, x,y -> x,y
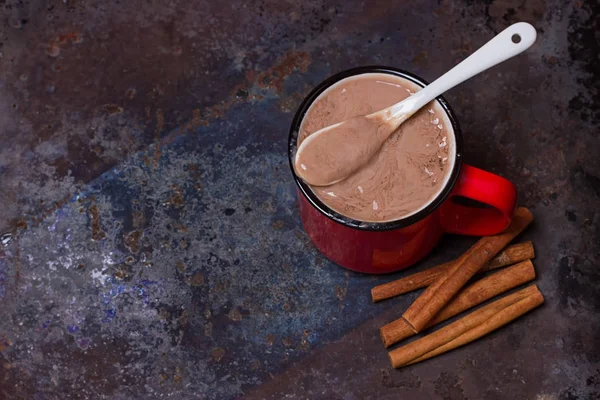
501,22 -> 537,52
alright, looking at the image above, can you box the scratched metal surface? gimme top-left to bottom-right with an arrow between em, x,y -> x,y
0,0 -> 598,399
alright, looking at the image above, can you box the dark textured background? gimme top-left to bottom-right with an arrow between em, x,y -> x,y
0,0 -> 598,399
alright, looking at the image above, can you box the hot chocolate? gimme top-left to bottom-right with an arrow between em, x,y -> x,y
297,73 -> 455,223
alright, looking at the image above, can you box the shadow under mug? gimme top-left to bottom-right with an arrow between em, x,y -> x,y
288,66 -> 517,274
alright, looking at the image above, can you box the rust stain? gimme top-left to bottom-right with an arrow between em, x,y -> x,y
451,38 -> 473,59
158,308 -> 169,320
125,87 -> 137,99
132,208 -> 146,227
179,310 -> 189,327
47,31 -> 83,58
301,330 -> 311,350
29,195 -> 71,227
544,55 -> 558,65
265,334 -> 275,346
171,222 -> 187,233
214,280 -> 231,292
271,220 -> 285,230
257,51 -> 311,92
103,104 -> 124,114
204,322 -> 213,337
412,51 -> 428,68
153,50 -> 311,148
176,261 -> 186,272
178,238 -> 188,250
334,272 -> 350,308
250,359 -> 261,371
245,70 -> 257,82
158,373 -> 168,385
12,219 -> 28,231
124,230 -> 143,254
0,335 -> 11,352
334,286 -> 346,301
56,32 -> 84,44
227,308 -> 242,321
187,272 -> 204,287
4,195 -> 74,238
131,200 -> 146,229
186,84 -> 250,130
173,367 -> 183,385
211,347 -> 225,362
180,109 -> 203,135
113,266 -> 132,281
167,185 -> 185,208
88,205 -> 106,241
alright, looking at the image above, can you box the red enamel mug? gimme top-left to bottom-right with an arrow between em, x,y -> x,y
288,67 -> 517,274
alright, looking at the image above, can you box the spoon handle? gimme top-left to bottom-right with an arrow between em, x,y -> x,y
390,22 -> 537,119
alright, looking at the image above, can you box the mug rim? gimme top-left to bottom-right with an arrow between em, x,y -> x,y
288,66 -> 464,232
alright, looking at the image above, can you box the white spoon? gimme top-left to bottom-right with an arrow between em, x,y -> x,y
295,22 -> 537,186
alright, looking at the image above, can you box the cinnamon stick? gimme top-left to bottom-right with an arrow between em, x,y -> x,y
389,285 -> 544,368
380,259 -> 536,347
481,241 -> 534,272
402,207 -> 534,333
371,241 -> 534,302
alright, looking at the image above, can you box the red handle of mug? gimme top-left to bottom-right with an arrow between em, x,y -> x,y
440,164 -> 517,236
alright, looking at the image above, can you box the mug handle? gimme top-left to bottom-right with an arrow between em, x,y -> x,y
439,164 -> 517,236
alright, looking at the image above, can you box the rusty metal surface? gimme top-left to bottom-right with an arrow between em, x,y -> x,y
0,0 -> 598,399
